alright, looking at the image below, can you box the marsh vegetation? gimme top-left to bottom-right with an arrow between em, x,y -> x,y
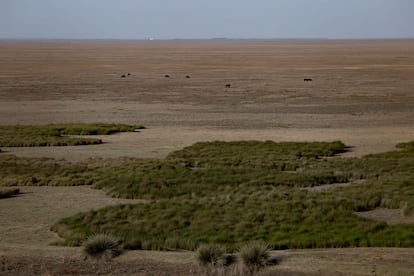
2,138 -> 413,252
0,123 -> 143,147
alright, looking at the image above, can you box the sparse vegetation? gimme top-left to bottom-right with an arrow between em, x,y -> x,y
82,233 -> 123,260
0,188 -> 20,199
0,123 -> 143,147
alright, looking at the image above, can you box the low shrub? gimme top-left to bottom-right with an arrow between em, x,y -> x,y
83,233 -> 123,260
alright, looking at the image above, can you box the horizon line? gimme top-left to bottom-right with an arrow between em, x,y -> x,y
1,37 -> 414,41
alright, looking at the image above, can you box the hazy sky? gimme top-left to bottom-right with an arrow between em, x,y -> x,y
1,0 -> 413,39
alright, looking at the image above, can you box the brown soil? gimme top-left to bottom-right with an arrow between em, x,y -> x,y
1,39 -> 414,274
1,39 -> 414,161
1,246 -> 413,275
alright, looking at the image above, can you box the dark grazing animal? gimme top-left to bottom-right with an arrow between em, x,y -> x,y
121,75 -> 126,78
304,78 -> 313,82
225,84 -> 231,88
165,75 -> 170,78
185,75 -> 191,78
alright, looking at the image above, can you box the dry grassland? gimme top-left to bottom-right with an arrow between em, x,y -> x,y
1,39 -> 414,275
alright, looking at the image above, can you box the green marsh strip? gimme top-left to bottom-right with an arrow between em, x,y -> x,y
0,123 -> 143,147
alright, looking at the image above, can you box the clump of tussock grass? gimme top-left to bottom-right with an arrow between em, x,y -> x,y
196,244 -> 225,266
238,241 -> 270,272
83,233 -> 123,260
0,188 -> 20,199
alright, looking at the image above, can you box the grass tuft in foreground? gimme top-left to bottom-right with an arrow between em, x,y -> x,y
196,244 -> 225,266
83,233 -> 123,260
239,241 -> 270,272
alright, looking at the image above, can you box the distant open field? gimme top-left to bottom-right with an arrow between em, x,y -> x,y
1,39 -> 414,159
1,39 -> 414,275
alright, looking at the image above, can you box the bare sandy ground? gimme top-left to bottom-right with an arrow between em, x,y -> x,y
2,126 -> 414,162
1,244 -> 414,275
1,39 -> 414,162
0,186 -> 146,247
1,39 -> 414,274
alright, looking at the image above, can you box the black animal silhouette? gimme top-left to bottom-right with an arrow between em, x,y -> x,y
225,84 -> 231,88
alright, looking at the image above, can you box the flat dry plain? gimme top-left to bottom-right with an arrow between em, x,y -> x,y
1,39 -> 414,275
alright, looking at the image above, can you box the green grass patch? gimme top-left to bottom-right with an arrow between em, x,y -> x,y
51,187 -> 414,251
0,123 -> 143,147
1,139 -> 413,250
92,141 -> 350,199
0,155 -> 96,186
